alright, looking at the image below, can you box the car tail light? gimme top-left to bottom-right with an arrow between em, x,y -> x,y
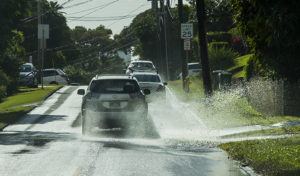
156,85 -> 165,92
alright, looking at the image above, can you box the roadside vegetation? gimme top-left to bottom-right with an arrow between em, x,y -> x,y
168,76 -> 205,101
169,76 -> 300,129
220,136 -> 300,176
222,125 -> 300,139
0,86 -> 61,130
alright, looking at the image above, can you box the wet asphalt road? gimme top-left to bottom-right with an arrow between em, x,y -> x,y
0,86 -> 245,176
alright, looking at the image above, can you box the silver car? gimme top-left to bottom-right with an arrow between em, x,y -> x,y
125,60 -> 157,75
77,75 -> 150,134
132,72 -> 167,102
19,63 -> 38,88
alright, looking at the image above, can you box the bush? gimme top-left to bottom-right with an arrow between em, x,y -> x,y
208,42 -> 229,49
64,65 -> 92,85
0,70 -> 9,102
208,46 -> 239,70
207,31 -> 232,43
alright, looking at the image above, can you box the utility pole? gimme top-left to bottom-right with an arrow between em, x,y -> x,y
159,0 -> 169,81
37,0 -> 43,89
178,0 -> 188,90
152,0 -> 161,74
162,0 -> 169,80
196,0 -> 213,96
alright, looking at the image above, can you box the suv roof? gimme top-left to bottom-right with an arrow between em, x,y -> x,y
131,72 -> 159,76
93,74 -> 134,80
188,62 -> 200,65
131,60 -> 153,64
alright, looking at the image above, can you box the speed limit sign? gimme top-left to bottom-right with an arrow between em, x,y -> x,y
181,23 -> 193,39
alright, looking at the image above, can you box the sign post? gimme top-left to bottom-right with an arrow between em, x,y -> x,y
181,23 -> 193,92
38,24 -> 49,89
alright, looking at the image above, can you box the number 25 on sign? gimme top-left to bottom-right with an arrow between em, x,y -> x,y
181,23 -> 193,39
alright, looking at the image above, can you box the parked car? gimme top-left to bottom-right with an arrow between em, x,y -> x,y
125,60 -> 157,75
19,63 -> 38,88
132,72 -> 167,102
42,68 -> 69,85
177,62 -> 202,79
77,75 -> 150,134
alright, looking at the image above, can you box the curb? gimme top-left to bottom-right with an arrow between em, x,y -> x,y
42,85 -> 64,101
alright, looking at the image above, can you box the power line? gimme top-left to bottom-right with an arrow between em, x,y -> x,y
107,3 -> 148,27
65,1 -> 113,15
20,0 -> 100,23
63,0 -> 94,9
66,14 -> 137,21
61,0 -> 77,6
68,0 -> 120,21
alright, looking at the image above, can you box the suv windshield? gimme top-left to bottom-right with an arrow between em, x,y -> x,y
188,63 -> 200,70
20,65 -> 32,72
134,75 -> 160,83
130,62 -> 154,70
90,79 -> 140,94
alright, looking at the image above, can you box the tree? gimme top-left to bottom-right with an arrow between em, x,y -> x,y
188,0 -> 234,32
0,0 -> 29,94
231,0 -> 300,81
21,0 -> 74,68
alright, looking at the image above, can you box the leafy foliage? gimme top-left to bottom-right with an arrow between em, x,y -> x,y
231,0 -> 300,81
208,46 -> 238,70
0,31 -> 25,95
188,0 -> 234,32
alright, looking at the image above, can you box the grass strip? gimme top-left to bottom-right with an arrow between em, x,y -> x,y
222,125 -> 300,138
220,136 -> 300,176
168,76 -> 204,101
0,86 -> 62,130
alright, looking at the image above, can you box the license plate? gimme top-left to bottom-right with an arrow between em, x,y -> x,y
110,102 -> 120,108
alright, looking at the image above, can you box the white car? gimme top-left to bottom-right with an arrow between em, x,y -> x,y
125,60 -> 157,75
42,69 -> 69,85
177,62 -> 202,79
132,72 -> 167,102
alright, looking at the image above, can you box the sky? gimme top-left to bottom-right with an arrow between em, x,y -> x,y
54,0 -> 187,34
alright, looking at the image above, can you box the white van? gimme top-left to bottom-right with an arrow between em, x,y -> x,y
42,69 -> 69,85
177,63 -> 202,79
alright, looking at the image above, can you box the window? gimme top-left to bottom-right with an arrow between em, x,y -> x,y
43,70 -> 58,77
90,79 -> 140,94
188,63 -> 201,70
20,65 -> 33,72
130,62 -> 154,70
134,75 -> 161,83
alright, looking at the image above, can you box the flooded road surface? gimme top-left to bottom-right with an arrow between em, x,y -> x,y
0,86 -> 245,176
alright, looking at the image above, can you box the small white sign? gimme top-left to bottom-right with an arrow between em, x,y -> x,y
184,39 -> 191,50
181,23 -> 193,39
38,24 -> 49,39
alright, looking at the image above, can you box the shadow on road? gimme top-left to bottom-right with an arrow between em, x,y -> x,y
0,131 -> 76,147
15,114 -> 66,125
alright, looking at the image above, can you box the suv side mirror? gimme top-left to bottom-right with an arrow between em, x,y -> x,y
163,82 -> 168,86
77,89 -> 85,95
143,89 -> 151,95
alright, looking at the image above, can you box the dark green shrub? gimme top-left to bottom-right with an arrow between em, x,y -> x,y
64,65 -> 92,85
208,46 -> 239,70
207,32 -> 232,43
208,42 -> 229,49
0,70 -> 9,102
